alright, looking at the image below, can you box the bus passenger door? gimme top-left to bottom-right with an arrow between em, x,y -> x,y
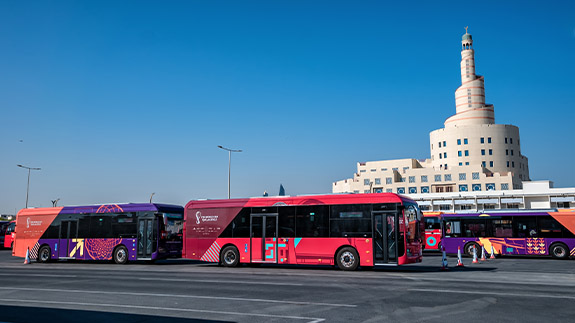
373,212 -> 398,264
137,218 -> 155,259
250,214 -> 278,263
59,220 -> 78,258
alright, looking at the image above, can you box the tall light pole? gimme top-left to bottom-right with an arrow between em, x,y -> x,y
217,145 -> 242,199
17,164 -> 41,208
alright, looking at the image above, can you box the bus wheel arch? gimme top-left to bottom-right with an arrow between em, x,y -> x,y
220,244 -> 240,267
335,246 -> 359,271
113,245 -> 129,264
549,242 -> 569,259
464,242 -> 480,257
37,244 -> 52,263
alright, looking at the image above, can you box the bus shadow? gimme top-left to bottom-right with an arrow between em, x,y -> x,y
0,305 -> 232,323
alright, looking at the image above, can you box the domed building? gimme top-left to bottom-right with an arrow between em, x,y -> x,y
333,29 -> 530,198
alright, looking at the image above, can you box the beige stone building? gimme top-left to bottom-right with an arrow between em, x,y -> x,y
333,29 -> 529,195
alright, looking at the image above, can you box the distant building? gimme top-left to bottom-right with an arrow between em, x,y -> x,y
333,29 -> 530,196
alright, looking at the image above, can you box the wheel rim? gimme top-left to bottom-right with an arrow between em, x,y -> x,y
340,251 -> 355,268
553,246 -> 566,258
40,249 -> 49,261
116,249 -> 127,263
467,245 -> 476,256
224,251 -> 236,265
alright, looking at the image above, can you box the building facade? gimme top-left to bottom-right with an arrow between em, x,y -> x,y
333,29 -> 529,195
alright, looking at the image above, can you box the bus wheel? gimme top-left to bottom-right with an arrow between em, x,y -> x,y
220,246 -> 240,267
336,247 -> 359,271
113,246 -> 128,264
38,246 -> 51,263
550,243 -> 569,259
464,242 -> 480,257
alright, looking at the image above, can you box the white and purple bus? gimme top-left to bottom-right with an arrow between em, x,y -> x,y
441,210 -> 575,259
13,203 -> 183,264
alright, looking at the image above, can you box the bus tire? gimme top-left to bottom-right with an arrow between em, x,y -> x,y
550,243 -> 569,259
464,242 -> 480,257
220,246 -> 240,267
38,245 -> 51,263
113,245 -> 129,264
336,247 -> 359,271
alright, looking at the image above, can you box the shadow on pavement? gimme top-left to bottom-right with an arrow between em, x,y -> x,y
0,305 -> 232,323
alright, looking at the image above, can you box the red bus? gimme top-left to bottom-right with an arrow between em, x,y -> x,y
423,212 -> 442,251
3,221 -> 15,249
183,193 -> 423,270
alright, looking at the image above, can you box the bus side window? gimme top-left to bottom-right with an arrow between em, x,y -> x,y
514,216 -> 537,238
444,220 -> 461,237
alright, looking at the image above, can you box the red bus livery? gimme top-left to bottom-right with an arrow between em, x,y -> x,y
423,212 -> 442,250
183,193 -> 423,270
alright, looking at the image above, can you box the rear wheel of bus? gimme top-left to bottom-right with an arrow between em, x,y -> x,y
464,242 -> 480,257
550,243 -> 569,259
220,246 -> 240,267
336,247 -> 359,271
38,245 -> 51,263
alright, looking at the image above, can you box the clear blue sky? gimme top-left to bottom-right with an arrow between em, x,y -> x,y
1,1 -> 574,214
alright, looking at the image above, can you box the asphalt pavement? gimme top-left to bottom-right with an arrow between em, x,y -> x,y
0,249 -> 574,322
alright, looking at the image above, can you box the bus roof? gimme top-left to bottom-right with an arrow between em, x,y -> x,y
186,193 -> 415,209
17,203 -> 182,216
441,210 -> 559,217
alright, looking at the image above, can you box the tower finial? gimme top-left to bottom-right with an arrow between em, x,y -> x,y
465,26 -> 469,34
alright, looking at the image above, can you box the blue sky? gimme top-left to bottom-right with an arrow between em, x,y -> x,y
1,1 -> 574,214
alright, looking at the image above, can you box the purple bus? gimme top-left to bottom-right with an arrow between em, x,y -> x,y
13,203 -> 183,264
441,210 -> 575,259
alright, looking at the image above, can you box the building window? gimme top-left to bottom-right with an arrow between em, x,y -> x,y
501,184 -> 509,190
510,138 -> 513,144
458,151 -> 462,157
489,149 -> 493,155
457,139 -> 461,145
512,161 -> 515,167
444,164 -> 448,170
439,154 -> 442,159
505,138 -> 508,144
472,184 -> 482,191
507,161 -> 510,167
374,188 -> 383,193
459,162 -> 463,166
511,150 -> 514,156
444,174 -> 452,181
360,169 -> 366,173
386,188 -> 393,193
409,176 -> 416,183
439,142 -> 442,148
459,173 -> 466,180
459,184 -> 468,192
440,205 -> 451,211
371,169 -> 377,172
409,187 -> 417,194
481,161 -> 486,167
465,162 -> 470,165
486,183 -> 496,191
364,190 -> 371,194
506,149 -> 509,155
481,149 -> 485,155
386,177 -> 392,184
443,141 -> 446,147
488,137 -> 492,143
489,161 -> 494,167
434,175 -> 442,182
353,190 -> 360,194
381,168 -> 388,171
392,167 -> 398,171
472,172 -> 480,180
421,175 -> 428,182
465,150 -> 469,156
421,186 -> 430,193
364,179 -> 370,186
444,152 -> 447,158
400,177 -> 406,182
480,137 -> 484,144
397,187 -> 405,194
464,138 -> 468,144
375,178 -> 381,185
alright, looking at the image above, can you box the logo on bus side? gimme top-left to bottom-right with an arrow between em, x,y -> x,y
195,211 -> 218,224
26,217 -> 42,229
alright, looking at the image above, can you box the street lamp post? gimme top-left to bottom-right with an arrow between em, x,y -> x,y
17,164 -> 41,208
217,145 -> 242,199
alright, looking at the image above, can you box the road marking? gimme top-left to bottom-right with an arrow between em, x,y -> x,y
0,287 -> 356,308
138,277 -> 304,286
0,273 -> 77,278
0,298 -> 325,323
410,288 -> 575,300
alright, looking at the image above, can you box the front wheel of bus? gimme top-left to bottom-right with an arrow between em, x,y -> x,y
38,246 -> 51,263
550,243 -> 569,259
220,246 -> 240,267
336,247 -> 359,271
113,246 -> 128,264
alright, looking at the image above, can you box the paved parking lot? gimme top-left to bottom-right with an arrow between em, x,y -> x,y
0,249 -> 574,322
